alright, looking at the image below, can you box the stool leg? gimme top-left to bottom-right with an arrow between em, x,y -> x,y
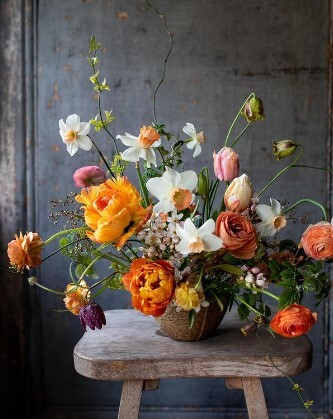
118,379 -> 144,419
242,377 -> 269,419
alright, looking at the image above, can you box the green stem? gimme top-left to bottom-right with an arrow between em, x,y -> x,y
145,0 -> 173,124
97,92 -> 120,155
250,287 -> 280,301
78,256 -> 102,281
135,162 -> 150,208
235,295 -> 264,317
292,164 -> 332,172
257,145 -> 304,197
255,332 -> 317,419
89,136 -> 116,179
43,227 -> 89,246
284,198 -> 328,221
34,282 -> 65,295
230,122 -> 252,148
42,238 -> 86,262
224,93 -> 255,147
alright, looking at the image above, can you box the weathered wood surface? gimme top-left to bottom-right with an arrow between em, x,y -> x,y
74,310 -> 312,381
118,380 -> 144,419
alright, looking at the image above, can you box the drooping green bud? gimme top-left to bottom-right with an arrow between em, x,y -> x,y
272,139 -> 297,161
197,172 -> 208,197
241,322 -> 258,336
242,96 -> 265,122
28,276 -> 38,285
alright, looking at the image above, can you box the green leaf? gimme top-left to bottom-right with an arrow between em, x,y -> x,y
237,303 -> 250,320
278,287 -> 301,309
213,264 -> 244,276
189,310 -> 195,329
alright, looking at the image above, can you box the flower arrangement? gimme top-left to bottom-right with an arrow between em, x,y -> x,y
5,32 -> 332,341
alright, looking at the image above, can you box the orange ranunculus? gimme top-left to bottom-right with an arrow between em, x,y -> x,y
122,258 -> 175,316
270,304 -> 317,338
7,232 -> 43,270
215,211 -> 257,259
76,177 -> 151,248
63,281 -> 90,315
300,219 -> 333,260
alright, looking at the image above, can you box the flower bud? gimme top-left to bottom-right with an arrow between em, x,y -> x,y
272,140 -> 297,161
28,276 -> 38,285
73,166 -> 107,188
213,147 -> 240,182
241,322 -> 258,336
242,96 -> 265,122
224,174 -> 252,213
197,172 -> 209,196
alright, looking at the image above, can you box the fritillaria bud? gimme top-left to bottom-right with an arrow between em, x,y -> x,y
242,96 -> 265,122
241,322 -> 258,336
272,140 -> 297,161
224,174 -> 252,213
73,166 -> 106,188
79,302 -> 106,332
213,147 -> 240,182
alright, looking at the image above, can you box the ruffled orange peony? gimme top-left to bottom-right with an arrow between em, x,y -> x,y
63,281 -> 90,315
300,219 -> 333,260
76,177 -> 151,248
122,258 -> 175,316
7,232 -> 43,270
270,304 -> 317,338
215,211 -> 257,259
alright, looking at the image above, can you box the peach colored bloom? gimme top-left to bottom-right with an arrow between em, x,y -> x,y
213,147 -> 240,182
174,282 -> 206,312
215,211 -> 257,259
300,219 -> 333,260
7,232 -> 43,270
270,304 -> 317,338
122,258 -> 175,317
138,125 -> 160,148
224,174 -> 252,213
73,166 -> 106,188
63,281 -> 90,315
75,177 -> 151,248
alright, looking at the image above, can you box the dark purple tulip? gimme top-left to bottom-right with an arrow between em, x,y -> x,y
79,303 -> 106,332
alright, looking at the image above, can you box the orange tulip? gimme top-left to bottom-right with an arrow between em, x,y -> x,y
122,258 -> 175,316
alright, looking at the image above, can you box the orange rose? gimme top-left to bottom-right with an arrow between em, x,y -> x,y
270,304 -> 317,338
215,211 -> 257,259
7,232 -> 43,270
63,281 -> 90,315
122,258 -> 175,316
76,176 -> 151,248
300,220 -> 333,260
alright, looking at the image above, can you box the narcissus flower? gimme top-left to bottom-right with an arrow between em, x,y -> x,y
146,167 -> 198,213
122,258 -> 175,316
182,123 -> 206,157
73,165 -> 106,188
256,198 -> 287,237
224,174 -> 252,213
59,114 -> 92,156
75,177 -> 151,248
300,219 -> 333,260
63,281 -> 90,315
174,282 -> 208,312
7,232 -> 43,271
79,302 -> 106,331
175,218 -> 223,255
117,125 -> 161,167
270,304 -> 317,338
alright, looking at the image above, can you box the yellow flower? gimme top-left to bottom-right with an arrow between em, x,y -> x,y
174,282 -> 205,312
76,177 -> 151,248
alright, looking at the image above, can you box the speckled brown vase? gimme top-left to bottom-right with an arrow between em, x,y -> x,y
155,297 -> 230,342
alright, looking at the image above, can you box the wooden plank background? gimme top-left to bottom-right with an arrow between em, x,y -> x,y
0,0 -> 332,417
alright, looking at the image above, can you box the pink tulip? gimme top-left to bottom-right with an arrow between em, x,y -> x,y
213,147 -> 240,181
73,166 -> 106,188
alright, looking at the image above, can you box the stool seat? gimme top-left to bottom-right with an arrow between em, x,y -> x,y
74,309 -> 312,419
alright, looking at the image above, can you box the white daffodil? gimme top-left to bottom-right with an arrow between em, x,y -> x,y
59,114 -> 92,157
256,198 -> 287,237
146,167 -> 198,214
116,125 -> 161,167
182,123 -> 206,158
175,218 -> 223,255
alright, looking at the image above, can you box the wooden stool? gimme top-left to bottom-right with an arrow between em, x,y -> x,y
74,309 -> 312,419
